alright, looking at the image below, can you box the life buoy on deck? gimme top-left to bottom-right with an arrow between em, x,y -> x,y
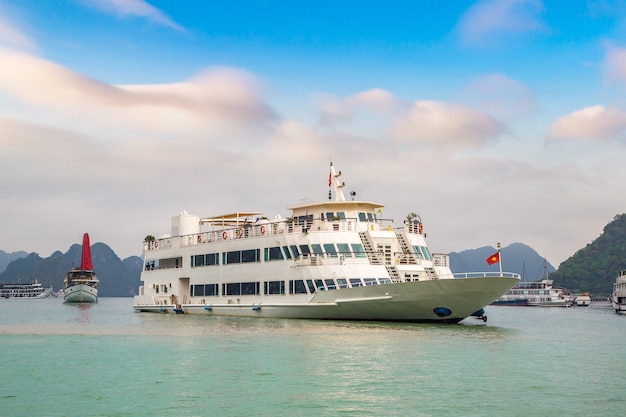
418,223 -> 423,234
260,225 -> 266,235
154,240 -> 158,248
222,231 -> 228,240
197,234 -> 202,243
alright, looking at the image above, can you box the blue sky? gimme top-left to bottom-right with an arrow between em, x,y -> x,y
1,0 -> 626,269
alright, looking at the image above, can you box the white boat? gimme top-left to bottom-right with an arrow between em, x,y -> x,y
612,270 -> 626,314
63,233 -> 99,303
493,279 -> 574,307
574,293 -> 591,307
1,280 -> 53,299
133,163 -> 520,323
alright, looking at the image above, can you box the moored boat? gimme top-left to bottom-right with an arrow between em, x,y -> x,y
133,163 -> 520,323
574,293 -> 591,307
612,270 -> 626,314
492,279 -> 574,307
63,233 -> 99,303
0,280 -> 53,299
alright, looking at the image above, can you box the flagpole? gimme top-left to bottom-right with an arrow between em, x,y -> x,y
497,242 -> 502,276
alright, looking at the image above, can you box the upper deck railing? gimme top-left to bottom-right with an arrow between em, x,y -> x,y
144,216 -> 426,252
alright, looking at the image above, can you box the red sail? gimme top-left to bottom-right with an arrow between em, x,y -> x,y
80,233 -> 93,271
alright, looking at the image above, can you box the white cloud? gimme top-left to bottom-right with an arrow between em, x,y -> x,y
547,105 -> 626,142
388,100 -> 507,150
0,10 -> 38,52
0,48 -> 275,140
462,73 -> 536,120
457,0 -> 547,45
604,44 -> 626,85
82,0 -> 184,30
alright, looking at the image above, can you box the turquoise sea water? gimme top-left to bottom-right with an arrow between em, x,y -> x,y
0,298 -> 624,417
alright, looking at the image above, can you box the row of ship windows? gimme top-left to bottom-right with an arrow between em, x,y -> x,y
187,277 -> 393,297
189,243 -> 432,267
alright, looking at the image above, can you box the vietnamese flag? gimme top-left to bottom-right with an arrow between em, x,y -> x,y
486,251 -> 500,265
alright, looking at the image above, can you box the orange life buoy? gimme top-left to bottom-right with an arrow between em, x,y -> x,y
260,225 -> 266,235
154,240 -> 158,248
197,234 -> 202,243
222,231 -> 228,240
418,223 -> 423,234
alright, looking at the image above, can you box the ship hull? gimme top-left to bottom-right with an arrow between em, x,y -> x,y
64,284 -> 98,303
134,276 -> 518,323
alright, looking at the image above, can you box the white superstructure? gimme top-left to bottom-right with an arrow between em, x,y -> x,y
492,279 -> 574,307
612,270 -> 626,314
1,281 -> 53,299
133,163 -> 520,323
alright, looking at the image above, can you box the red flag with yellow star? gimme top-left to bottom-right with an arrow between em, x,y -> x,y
486,251 -> 500,265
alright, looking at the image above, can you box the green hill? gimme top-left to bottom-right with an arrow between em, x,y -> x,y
550,213 -> 626,295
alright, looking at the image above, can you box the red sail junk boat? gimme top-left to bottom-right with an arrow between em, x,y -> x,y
63,233 -> 99,303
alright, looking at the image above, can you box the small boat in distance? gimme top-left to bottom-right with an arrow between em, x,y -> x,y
574,293 -> 591,307
1,280 -> 53,299
63,233 -> 99,303
612,270 -> 626,314
134,162 -> 520,323
491,279 -> 574,307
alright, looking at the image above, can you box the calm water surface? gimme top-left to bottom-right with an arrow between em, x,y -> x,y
0,298 -> 624,417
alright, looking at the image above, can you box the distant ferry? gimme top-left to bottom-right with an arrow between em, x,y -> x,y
492,279 -> 574,307
133,163 -> 520,323
1,281 -> 53,299
612,270 -> 626,314
63,233 -> 99,303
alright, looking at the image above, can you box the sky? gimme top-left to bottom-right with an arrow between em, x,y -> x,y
1,0 -> 626,268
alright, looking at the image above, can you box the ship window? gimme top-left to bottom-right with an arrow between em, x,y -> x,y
226,283 -> 240,295
206,253 -> 218,265
299,245 -> 311,255
265,246 -> 284,261
311,244 -> 323,254
421,246 -> 432,261
336,212 -> 346,219
194,255 -> 205,267
337,278 -> 348,288
358,212 -> 367,221
226,251 -> 241,264
306,279 -> 316,293
337,243 -> 351,256
241,282 -> 259,295
349,278 -> 363,287
379,278 -> 391,284
364,278 -> 377,286
289,280 -> 308,294
290,245 -> 300,258
314,279 -> 325,291
241,249 -> 259,263
326,212 -> 334,220
193,285 -> 205,296
324,279 -> 336,290
282,246 -> 292,260
204,284 -> 218,296
265,280 -> 285,295
323,243 -> 337,257
351,243 -> 366,258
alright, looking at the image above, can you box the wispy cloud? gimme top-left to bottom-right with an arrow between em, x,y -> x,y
388,100 -> 507,150
0,48 -> 275,139
0,11 -> 38,52
604,44 -> 626,85
82,0 -> 184,30
547,105 -> 626,142
457,0 -> 547,46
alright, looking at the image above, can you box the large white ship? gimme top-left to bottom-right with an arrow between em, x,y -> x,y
133,163 -> 520,323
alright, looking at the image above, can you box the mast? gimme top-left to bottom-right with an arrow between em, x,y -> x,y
329,162 -> 346,202
80,233 -> 93,271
